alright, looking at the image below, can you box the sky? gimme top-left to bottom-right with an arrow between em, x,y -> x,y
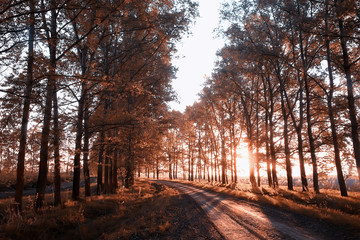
169,0 -> 225,112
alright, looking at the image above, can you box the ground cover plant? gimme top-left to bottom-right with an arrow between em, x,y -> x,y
0,180 -> 221,240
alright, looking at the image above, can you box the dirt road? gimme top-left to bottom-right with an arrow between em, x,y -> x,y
159,180 -> 360,240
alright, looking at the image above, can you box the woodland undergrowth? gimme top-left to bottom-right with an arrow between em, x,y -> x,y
0,180 -> 197,240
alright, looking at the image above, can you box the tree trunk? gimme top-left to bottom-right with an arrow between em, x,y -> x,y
35,50 -> 54,208
286,69 -> 308,191
265,74 -> 278,188
288,23 -> 309,191
182,150 -> 186,180
177,161 -> 179,179
125,133 -> 134,188
104,145 -> 110,193
298,25 -> 319,193
248,143 -> 257,188
15,0 -> 35,212
304,75 -> 319,194
125,156 -> 134,188
52,84 -> 61,206
109,149 -> 113,193
207,152 -> 210,182
168,155 -> 172,180
256,99 -> 260,187
265,114 -> 272,187
335,0 -> 360,184
284,80 -> 308,192
269,103 -> 278,187
35,1 -> 57,208
325,3 -> 348,196
190,148 -> 194,181
280,89 -> 293,190
233,141 -> 238,183
97,97 -> 108,195
97,130 -> 105,195
256,125 -> 260,187
262,78 -> 272,187
269,121 -> 278,188
156,160 -> 159,179
72,82 -> 85,200
188,141 -> 191,181
221,137 -> 226,184
214,150 -> 218,182
83,104 -> 91,197
111,148 -> 117,193
230,129 -> 234,183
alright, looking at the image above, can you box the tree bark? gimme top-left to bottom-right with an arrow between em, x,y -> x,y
267,77 -> 278,188
240,95 -> 256,187
256,106 -> 260,187
262,77 -> 272,187
233,134 -> 238,183
280,89 -> 293,190
15,0 -> 35,212
83,103 -> 91,196
287,26 -> 308,191
104,145 -> 110,193
190,144 -> 194,181
269,116 -> 278,188
304,74 -> 319,194
125,133 -> 134,188
156,160 -> 159,179
97,130 -> 105,195
248,143 -> 257,188
72,82 -> 85,200
109,148 -> 113,192
281,76 -> 308,191
112,148 -> 118,193
297,22 -> 319,193
325,2 -> 348,196
168,154 -> 172,180
188,141 -> 191,181
335,0 -> 360,184
221,137 -> 226,184
35,0 -> 57,208
52,84 -> 61,205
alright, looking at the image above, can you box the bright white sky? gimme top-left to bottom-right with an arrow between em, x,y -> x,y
169,0 -> 225,112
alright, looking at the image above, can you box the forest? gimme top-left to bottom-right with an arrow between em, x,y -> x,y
1,0 -> 360,239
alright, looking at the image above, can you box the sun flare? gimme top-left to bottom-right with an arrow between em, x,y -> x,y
236,146 -> 250,177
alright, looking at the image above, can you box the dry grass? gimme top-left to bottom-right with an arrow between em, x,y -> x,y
0,180 -> 220,240
0,181 -> 156,239
177,179 -> 360,231
0,171 -> 73,191
5,176 -> 356,238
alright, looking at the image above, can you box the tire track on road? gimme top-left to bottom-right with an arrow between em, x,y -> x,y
158,181 -> 358,240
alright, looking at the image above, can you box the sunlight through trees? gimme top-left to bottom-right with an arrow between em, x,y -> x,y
0,0 -> 360,217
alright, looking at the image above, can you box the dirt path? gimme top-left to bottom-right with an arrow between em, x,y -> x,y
159,180 -> 360,240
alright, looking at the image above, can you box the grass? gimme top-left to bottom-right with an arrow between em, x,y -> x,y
3,175 -> 358,239
0,179 -> 221,240
176,179 -> 360,231
0,171 -> 73,191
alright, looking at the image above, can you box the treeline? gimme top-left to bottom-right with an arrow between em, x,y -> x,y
166,0 -> 359,197
0,0 -> 197,212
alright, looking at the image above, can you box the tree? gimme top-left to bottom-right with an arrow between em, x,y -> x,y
334,0 -> 360,184
35,0 -> 58,209
15,0 -> 36,212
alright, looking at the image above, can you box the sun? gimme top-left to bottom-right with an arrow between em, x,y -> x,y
236,146 -> 250,177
